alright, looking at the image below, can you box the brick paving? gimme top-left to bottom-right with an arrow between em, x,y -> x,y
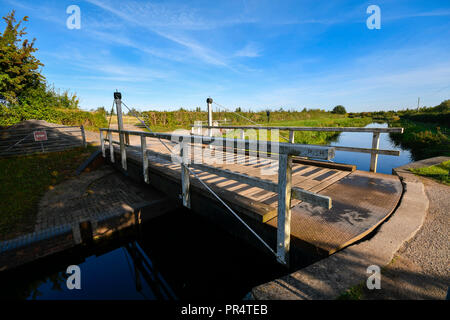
34,166 -> 154,232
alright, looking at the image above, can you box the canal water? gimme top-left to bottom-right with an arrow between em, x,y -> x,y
0,122 -> 413,300
329,122 -> 412,174
0,209 -> 289,300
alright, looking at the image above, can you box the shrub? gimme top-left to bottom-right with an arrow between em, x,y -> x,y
331,105 -> 347,114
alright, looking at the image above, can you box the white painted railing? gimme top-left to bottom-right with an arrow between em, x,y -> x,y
192,124 -> 404,173
99,127 -> 336,265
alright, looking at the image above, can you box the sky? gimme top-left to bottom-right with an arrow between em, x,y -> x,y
1,0 -> 450,112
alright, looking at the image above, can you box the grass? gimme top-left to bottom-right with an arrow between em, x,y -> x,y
222,117 -> 373,145
0,145 -> 98,240
336,282 -> 365,300
388,119 -> 450,161
410,160 -> 450,185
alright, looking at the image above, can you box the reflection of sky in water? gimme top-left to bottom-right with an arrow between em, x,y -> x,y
27,247 -> 154,300
330,123 -> 412,174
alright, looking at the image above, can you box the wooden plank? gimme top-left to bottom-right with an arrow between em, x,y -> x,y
181,163 -> 191,208
108,131 -> 114,163
289,130 -> 295,143
100,131 -> 105,157
370,132 -> 380,172
141,135 -> 149,183
308,171 -> 350,193
145,146 -> 332,212
276,154 -> 293,265
293,157 -> 356,172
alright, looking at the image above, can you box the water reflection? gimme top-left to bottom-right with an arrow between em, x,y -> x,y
330,123 -> 412,174
0,210 -> 288,300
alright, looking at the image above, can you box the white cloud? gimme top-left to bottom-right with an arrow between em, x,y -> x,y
235,43 -> 261,58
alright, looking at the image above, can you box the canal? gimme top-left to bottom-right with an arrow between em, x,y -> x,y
330,122 -> 412,174
0,209 -> 289,300
0,122 -> 412,300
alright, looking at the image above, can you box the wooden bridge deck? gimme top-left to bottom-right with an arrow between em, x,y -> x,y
106,135 -> 403,255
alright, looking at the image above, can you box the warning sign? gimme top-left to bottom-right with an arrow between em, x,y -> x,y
33,131 -> 47,141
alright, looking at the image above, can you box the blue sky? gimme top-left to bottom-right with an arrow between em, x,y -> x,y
1,0 -> 450,112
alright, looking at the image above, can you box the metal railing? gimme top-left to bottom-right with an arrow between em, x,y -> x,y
0,125 -> 87,157
99,127 -> 336,265
191,124 -> 404,173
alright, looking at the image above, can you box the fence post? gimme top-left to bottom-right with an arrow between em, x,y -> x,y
114,91 -> 127,170
289,130 -> 295,143
100,130 -> 105,157
108,131 -> 114,163
207,97 -> 213,137
141,135 -> 149,183
276,154 -> 293,266
80,125 -> 87,148
180,142 -> 191,208
240,129 -> 245,140
369,132 -> 380,172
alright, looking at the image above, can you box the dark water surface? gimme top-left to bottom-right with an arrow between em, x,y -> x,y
0,209 -> 288,300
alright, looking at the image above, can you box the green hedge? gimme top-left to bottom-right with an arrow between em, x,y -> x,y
0,105 -> 107,129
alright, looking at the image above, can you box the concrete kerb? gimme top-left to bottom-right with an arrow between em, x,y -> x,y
250,161 -> 431,300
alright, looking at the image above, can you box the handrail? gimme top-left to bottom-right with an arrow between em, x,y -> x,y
99,128 -> 336,160
99,127 -> 336,265
190,124 -> 404,172
191,124 -> 404,133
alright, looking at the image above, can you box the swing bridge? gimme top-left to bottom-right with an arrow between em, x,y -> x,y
99,92 -> 404,266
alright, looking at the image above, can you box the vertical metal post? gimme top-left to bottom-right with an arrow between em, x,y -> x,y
141,135 -> 149,183
180,142 -> 191,208
80,125 -> 87,148
108,131 -> 114,163
240,129 -> 245,140
289,130 -> 295,144
207,97 -> 213,137
276,154 -> 293,266
100,130 -> 105,157
114,92 -> 127,170
369,132 -> 380,173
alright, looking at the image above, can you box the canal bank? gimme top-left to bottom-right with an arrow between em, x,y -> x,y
250,157 -> 441,300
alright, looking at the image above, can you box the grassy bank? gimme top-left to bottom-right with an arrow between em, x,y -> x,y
221,117 -> 373,145
138,109 -> 350,132
0,145 -> 98,241
389,119 -> 450,161
410,160 -> 450,185
270,117 -> 372,144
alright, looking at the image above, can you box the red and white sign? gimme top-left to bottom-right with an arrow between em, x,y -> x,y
33,130 -> 48,141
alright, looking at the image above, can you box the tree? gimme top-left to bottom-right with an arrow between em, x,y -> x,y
0,11 -> 44,104
332,105 -> 347,114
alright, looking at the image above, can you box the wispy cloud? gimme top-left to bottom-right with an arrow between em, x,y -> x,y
85,0 -> 237,67
235,43 -> 261,58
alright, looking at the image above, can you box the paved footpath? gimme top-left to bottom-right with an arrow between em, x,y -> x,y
360,176 -> 449,299
35,165 -> 168,233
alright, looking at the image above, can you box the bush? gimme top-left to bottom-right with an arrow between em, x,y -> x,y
331,105 -> 346,114
0,104 -> 107,129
